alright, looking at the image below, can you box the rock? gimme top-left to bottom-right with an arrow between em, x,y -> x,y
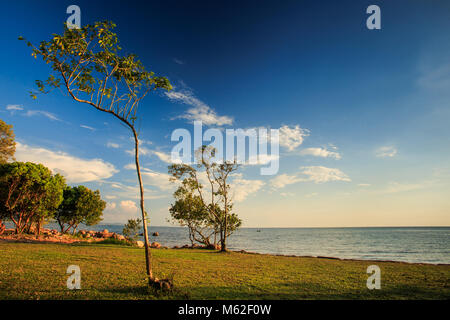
102,229 -> 109,234
80,230 -> 86,235
151,242 -> 161,248
152,232 -> 159,236
173,245 -> 180,249
135,241 -> 144,248
112,233 -> 126,241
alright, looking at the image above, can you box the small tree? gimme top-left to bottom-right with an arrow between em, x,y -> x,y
122,218 -> 142,241
56,185 -> 105,234
169,146 -> 241,251
0,162 -> 64,234
21,21 -> 172,285
32,173 -> 66,235
169,182 -> 216,247
0,119 -> 15,164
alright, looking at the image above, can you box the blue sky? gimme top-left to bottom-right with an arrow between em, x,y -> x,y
1,0 -> 449,226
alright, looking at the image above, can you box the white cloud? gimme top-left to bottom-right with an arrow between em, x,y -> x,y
279,125 -> 309,151
166,89 -> 233,126
80,124 -> 95,131
270,173 -> 304,189
104,195 -> 117,199
300,147 -> 341,159
125,146 -> 152,156
141,169 -> 175,191
107,142 -> 120,149
230,178 -> 265,202
300,166 -> 351,183
270,166 -> 350,189
124,164 -> 175,191
376,146 -> 397,158
24,110 -> 60,121
15,142 -> 118,183
358,183 -> 371,187
120,200 -> 138,213
151,150 -> 182,164
6,104 -> 23,111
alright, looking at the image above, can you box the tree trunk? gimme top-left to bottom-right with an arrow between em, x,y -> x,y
221,194 -> 228,252
133,128 -> 153,283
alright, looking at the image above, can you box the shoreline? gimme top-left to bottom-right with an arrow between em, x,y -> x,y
1,235 -> 448,266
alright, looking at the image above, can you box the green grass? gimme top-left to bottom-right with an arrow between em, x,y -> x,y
0,242 -> 449,300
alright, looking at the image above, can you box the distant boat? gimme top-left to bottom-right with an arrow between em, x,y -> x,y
256,229 -> 261,232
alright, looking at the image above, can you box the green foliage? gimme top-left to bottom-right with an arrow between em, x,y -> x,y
56,185 -> 106,234
122,218 -> 142,241
0,119 -> 16,164
0,162 -> 65,234
20,21 -> 172,125
169,146 -> 242,249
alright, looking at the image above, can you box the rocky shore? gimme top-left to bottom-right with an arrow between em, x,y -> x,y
0,228 -> 218,250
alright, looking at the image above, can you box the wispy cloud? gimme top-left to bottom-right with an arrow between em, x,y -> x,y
106,142 -> 120,149
301,166 -> 350,183
80,124 -> 95,131
270,166 -> 351,189
24,110 -> 61,121
376,146 -> 397,158
299,147 -> 341,159
230,178 -> 265,202
124,164 -> 175,191
15,142 -> 118,183
270,173 -> 304,189
382,182 -> 425,194
173,58 -> 185,65
6,104 -> 23,111
120,200 -> 138,213
418,62 -> 450,90
166,88 -> 233,126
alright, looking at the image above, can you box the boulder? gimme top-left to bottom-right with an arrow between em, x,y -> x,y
152,232 -> 159,237
135,241 -> 144,248
112,233 -> 126,241
151,242 -> 161,248
102,229 -> 109,234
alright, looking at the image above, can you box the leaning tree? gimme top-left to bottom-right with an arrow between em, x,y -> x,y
20,21 -> 172,287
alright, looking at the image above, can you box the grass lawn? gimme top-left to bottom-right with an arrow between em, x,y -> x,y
0,242 -> 449,300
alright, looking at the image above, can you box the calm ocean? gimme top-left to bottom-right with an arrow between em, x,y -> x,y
34,224 -> 449,264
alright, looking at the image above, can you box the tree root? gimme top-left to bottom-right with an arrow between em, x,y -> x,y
149,277 -> 173,291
